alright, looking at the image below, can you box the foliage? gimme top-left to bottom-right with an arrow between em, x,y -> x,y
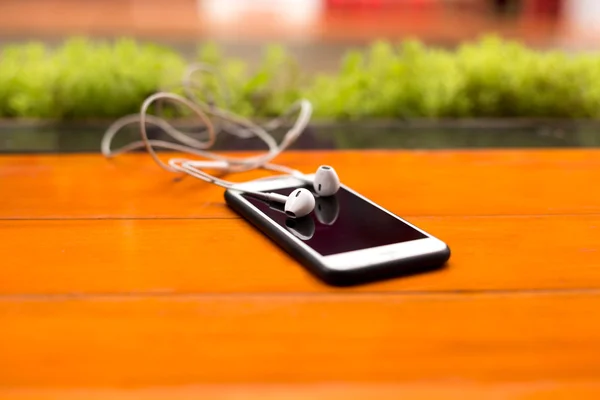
193,42 -> 303,117
306,36 -> 600,119
2,36 -> 600,119
0,38 -> 186,118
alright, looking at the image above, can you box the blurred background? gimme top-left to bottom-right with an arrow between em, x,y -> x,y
2,0 -> 600,66
3,0 -> 600,152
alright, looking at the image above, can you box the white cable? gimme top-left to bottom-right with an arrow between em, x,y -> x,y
101,61 -> 313,189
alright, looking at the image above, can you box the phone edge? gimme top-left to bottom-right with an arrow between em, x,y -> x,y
224,188 -> 451,287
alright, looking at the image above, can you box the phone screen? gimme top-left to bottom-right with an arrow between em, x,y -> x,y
242,186 -> 427,256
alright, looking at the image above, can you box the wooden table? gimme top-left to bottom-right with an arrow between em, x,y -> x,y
1,149 -> 600,399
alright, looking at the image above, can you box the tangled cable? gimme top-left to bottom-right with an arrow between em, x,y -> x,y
101,62 -> 313,191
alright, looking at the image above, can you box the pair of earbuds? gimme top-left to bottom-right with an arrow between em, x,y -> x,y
100,62 -> 341,217
245,165 -> 340,218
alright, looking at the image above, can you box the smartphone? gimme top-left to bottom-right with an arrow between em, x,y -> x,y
224,175 -> 450,286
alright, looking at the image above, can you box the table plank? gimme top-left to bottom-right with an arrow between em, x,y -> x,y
3,383 -> 600,400
1,215 -> 598,294
2,150 -> 600,219
1,293 -> 600,387
2,150 -> 599,398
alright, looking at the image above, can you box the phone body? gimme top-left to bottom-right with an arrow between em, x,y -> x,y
224,175 -> 450,286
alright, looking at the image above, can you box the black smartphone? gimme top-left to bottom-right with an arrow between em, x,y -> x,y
224,175 -> 450,286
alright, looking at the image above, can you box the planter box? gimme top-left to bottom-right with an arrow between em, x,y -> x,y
1,118 -> 600,153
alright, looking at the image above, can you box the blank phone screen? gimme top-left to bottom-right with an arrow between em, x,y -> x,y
242,186 -> 427,256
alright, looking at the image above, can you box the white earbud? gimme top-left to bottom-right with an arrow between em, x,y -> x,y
252,193 -> 315,238
253,188 -> 315,218
313,165 -> 341,197
284,189 -> 316,217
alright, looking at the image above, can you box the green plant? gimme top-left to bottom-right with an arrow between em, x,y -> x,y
305,36 -> 600,119
2,36 -> 600,120
0,38 -> 186,119
191,42 -> 303,117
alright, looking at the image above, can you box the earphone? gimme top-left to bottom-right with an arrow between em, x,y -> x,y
100,63 -> 341,218
251,194 -> 316,239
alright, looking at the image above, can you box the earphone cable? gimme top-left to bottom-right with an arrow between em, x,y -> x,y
101,62 -> 312,189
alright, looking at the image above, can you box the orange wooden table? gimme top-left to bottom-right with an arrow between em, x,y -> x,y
1,149 -> 600,399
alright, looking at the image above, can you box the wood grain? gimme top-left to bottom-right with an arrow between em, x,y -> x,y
2,149 -> 599,398
1,293 -> 600,387
0,215 -> 599,294
4,383 -> 600,400
2,150 -> 600,219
